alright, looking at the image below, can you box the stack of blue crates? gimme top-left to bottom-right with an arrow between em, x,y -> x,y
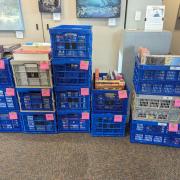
10,58 -> 57,134
91,73 -> 129,137
0,57 -> 21,132
49,25 -> 92,133
130,56 -> 180,148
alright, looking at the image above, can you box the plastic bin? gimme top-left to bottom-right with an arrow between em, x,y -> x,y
0,58 -> 14,87
0,87 -> 19,110
134,56 -> 180,96
91,113 -> 127,137
130,120 -> 180,148
52,59 -> 91,87
132,109 -> 180,123
0,111 -> 21,132
132,92 -> 180,111
17,88 -> 55,111
57,110 -> 90,132
21,112 -> 57,134
54,86 -> 90,110
49,25 -> 92,58
92,89 -> 129,114
10,60 -> 53,88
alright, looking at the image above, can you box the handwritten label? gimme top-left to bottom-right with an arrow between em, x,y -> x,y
41,89 -> 50,97
46,114 -> 54,121
9,112 -> 18,120
40,61 -> 49,70
81,88 -> 89,96
6,88 -> 15,96
16,31 -> 24,39
174,99 -> 180,107
80,61 -> 89,70
118,90 -> 128,99
0,60 -> 5,69
114,115 -> 123,122
169,123 -> 178,132
81,112 -> 89,120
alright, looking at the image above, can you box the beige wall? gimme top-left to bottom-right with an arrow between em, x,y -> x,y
164,0 -> 180,54
0,0 -> 127,72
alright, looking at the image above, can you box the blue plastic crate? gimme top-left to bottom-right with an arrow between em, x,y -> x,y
0,87 -> 19,110
134,56 -> 180,96
92,89 -> 129,114
0,111 -> 21,132
49,25 -> 92,58
0,58 -> 14,87
17,88 -> 55,111
130,120 -> 180,148
21,112 -> 57,134
52,59 -> 92,87
57,110 -> 90,133
91,113 -> 127,137
54,86 -> 90,110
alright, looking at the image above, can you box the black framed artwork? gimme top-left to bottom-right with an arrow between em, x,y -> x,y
76,0 -> 121,18
38,0 -> 61,13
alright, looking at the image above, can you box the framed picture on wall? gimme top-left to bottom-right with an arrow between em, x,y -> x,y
0,0 -> 24,31
38,0 -> 61,13
76,0 -> 121,18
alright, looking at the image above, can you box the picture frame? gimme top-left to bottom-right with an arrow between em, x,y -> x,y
38,0 -> 61,13
76,0 -> 121,18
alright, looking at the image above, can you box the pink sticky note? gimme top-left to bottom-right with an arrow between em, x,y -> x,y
46,114 -> 54,121
9,112 -> 18,120
169,123 -> 179,132
41,89 -> 50,97
40,61 -> 49,70
114,115 -> 123,123
81,88 -> 89,96
81,112 -> 89,120
6,88 -> 15,96
80,61 -> 89,70
0,60 -> 5,69
118,90 -> 128,99
174,99 -> 180,107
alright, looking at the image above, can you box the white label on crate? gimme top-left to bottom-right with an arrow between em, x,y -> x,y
170,66 -> 180,70
53,13 -> 61,21
16,31 -> 24,39
162,96 -> 173,100
158,123 -> 167,126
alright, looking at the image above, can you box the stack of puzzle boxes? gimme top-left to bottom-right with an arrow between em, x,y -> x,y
131,48 -> 180,147
49,25 -> 92,132
11,44 -> 57,133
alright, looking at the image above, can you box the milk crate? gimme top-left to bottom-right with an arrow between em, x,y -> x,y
130,120 -> 180,148
91,114 -> 127,137
54,86 -> 90,110
10,60 -> 53,88
132,92 -> 180,111
21,112 -> 57,134
17,88 -> 55,111
0,111 -> 21,132
0,58 -> 14,87
0,87 -> 19,110
49,25 -> 92,58
92,89 -> 129,114
57,110 -> 90,132
132,109 -> 180,123
52,59 -> 91,87
131,93 -> 180,123
134,56 -> 180,96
